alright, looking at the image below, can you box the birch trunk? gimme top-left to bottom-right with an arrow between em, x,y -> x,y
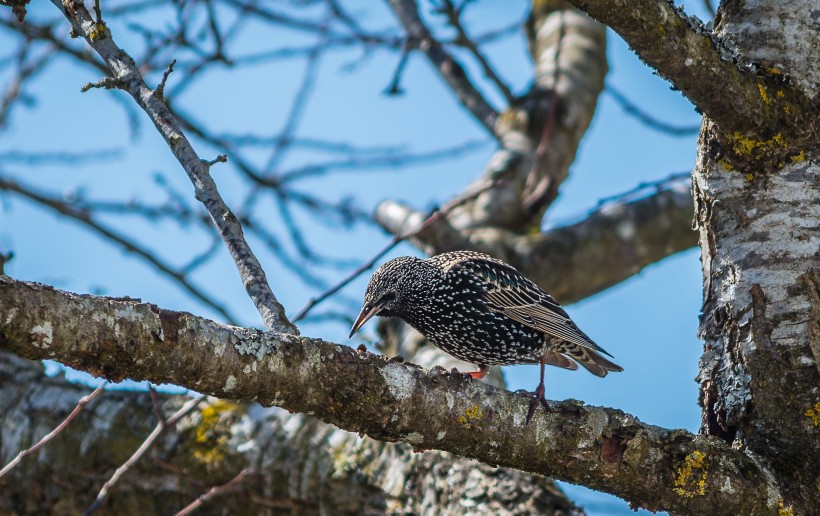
692,1 -> 820,512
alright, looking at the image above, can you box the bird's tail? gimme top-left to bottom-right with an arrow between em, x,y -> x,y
552,342 -> 624,377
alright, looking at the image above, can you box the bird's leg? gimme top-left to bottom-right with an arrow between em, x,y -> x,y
525,358 -> 551,424
463,364 -> 488,379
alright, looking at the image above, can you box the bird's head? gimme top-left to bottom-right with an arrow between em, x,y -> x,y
349,256 -> 432,338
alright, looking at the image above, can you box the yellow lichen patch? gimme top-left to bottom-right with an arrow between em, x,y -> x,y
727,131 -> 787,157
777,498 -> 794,516
805,402 -> 820,427
656,23 -> 666,38
496,108 -> 526,132
673,450 -> 708,498
776,90 -> 784,98
458,404 -> 483,425
717,159 -> 735,172
89,21 -> 108,42
757,84 -> 770,105
766,67 -> 782,75
192,400 -> 243,466
791,150 -> 806,164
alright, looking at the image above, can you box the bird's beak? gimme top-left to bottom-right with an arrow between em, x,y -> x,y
349,301 -> 385,338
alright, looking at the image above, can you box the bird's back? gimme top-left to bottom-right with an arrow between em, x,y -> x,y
425,251 -> 623,376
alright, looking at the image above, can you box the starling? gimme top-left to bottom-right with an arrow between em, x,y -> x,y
349,251 -> 623,423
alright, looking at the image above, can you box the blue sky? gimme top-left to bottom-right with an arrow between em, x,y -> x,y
0,1 -> 713,513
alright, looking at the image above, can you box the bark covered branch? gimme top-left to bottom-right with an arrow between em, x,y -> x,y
0,276 -> 784,514
0,349 -> 579,513
565,0 -> 818,142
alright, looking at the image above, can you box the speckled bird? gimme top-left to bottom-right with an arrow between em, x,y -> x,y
349,251 -> 623,422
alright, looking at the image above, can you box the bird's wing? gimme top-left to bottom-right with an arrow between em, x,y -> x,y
449,256 -> 611,355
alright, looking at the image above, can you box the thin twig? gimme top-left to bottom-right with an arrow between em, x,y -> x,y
291,176 -> 505,322
0,250 -> 13,275
173,468 -> 252,516
388,0 -> 499,137
154,58 -> 176,99
0,173 -> 239,324
437,0 -> 515,104
605,84 -> 701,136
594,171 -> 691,207
702,0 -> 716,18
84,395 -> 205,515
0,382 -> 108,478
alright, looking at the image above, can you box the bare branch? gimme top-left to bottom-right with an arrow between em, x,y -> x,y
153,58 -> 176,99
407,5 -> 607,234
0,382 -> 107,479
291,174 -> 504,322
0,0 -> 29,22
436,0 -> 515,104
387,0 -> 500,137
0,349 -> 579,514
85,395 -> 205,515
0,148 -> 121,165
0,277 -> 785,515
50,0 -> 297,333
605,85 -> 701,136
173,468 -> 251,516
0,250 -> 12,275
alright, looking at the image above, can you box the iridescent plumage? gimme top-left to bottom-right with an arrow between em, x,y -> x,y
350,251 -> 623,422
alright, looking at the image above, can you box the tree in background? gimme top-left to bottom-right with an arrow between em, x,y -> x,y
0,0 -> 817,514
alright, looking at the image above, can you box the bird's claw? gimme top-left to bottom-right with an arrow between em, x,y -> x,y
516,385 -> 552,424
526,396 -> 553,424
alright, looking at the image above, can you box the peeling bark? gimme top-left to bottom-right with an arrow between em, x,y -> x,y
686,2 -> 820,513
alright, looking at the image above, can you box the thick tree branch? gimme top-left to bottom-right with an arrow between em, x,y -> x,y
0,350 -> 578,513
0,277 -> 783,514
565,0 -> 818,141
376,176 -> 695,304
49,0 -> 296,334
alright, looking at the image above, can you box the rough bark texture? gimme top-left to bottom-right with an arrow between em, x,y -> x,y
688,2 -> 820,512
566,0 -> 818,143
0,277 -> 787,514
2,0 -> 818,512
0,350 -> 581,515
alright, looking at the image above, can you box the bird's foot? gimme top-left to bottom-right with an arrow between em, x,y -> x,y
515,385 -> 553,424
460,365 -> 489,380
